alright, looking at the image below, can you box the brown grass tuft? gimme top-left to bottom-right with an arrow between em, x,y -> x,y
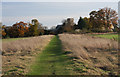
59,34 -> 118,75
2,35 -> 53,75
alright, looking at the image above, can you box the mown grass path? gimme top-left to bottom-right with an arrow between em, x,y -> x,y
28,35 -> 75,75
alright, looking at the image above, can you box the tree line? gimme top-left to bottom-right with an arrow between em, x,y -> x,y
2,19 -> 49,38
55,7 -> 119,34
2,7 -> 119,38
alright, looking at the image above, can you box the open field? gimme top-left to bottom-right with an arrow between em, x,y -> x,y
89,33 -> 118,41
59,34 -> 118,75
2,33 -> 119,75
2,2 -> 119,76
2,35 -> 53,75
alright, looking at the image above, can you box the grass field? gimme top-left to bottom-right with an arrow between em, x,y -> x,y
2,34 -> 119,75
2,37 -> 29,42
90,34 -> 118,41
27,35 -> 76,75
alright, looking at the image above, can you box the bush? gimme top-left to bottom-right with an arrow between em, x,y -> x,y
91,28 -> 112,33
113,27 -> 119,32
81,28 -> 92,33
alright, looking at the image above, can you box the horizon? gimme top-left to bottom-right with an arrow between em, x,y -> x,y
2,2 -> 118,28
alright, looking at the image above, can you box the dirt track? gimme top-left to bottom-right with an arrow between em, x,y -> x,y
59,34 -> 118,75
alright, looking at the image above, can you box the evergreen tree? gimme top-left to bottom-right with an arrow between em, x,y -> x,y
78,17 -> 86,30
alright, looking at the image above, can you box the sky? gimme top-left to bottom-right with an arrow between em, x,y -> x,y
2,0 -> 120,2
2,2 -> 119,28
118,2 -> 120,19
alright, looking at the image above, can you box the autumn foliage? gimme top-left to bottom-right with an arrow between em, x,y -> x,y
2,19 -> 45,38
89,7 -> 118,30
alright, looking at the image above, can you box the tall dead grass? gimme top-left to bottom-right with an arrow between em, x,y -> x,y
2,35 -> 53,52
2,35 -> 53,75
59,34 -> 118,75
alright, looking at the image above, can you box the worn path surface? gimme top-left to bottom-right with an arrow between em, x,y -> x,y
28,35 -> 76,75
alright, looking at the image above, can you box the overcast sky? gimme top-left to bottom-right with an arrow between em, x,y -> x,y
2,0 -> 120,2
2,2 -> 119,28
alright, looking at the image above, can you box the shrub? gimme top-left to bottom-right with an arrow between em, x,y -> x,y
91,28 -> 112,33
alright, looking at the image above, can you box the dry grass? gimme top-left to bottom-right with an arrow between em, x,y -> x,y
2,35 -> 53,75
59,34 -> 118,75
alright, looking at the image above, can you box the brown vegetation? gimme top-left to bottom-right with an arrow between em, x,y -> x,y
59,34 -> 118,75
2,35 -> 53,75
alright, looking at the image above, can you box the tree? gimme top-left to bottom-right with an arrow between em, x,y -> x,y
2,29 -> 6,38
83,17 -> 92,30
77,17 -> 86,29
24,26 -> 29,37
6,21 -> 27,38
63,18 -> 75,32
2,25 -> 6,38
30,19 -> 39,36
29,19 -> 45,36
102,7 -> 118,29
18,22 -> 27,37
7,27 -> 19,38
14,21 -> 27,37
89,7 -> 118,30
89,10 -> 104,29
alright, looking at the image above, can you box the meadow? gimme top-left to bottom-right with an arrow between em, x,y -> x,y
59,34 -> 118,75
2,33 -> 119,75
2,35 -> 53,75
1,2 -> 119,76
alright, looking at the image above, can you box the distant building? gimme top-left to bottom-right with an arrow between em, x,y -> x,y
54,25 -> 63,34
54,18 -> 75,34
66,18 -> 74,26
